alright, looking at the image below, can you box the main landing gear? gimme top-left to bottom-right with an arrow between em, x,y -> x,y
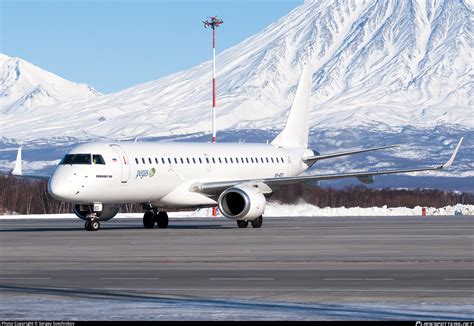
237,215 -> 263,229
143,211 -> 169,229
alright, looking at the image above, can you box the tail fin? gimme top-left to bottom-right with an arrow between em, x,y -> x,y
271,65 -> 313,148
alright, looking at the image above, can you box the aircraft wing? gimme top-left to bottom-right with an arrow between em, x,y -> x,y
11,147 -> 51,180
303,144 -> 399,164
190,138 -> 463,198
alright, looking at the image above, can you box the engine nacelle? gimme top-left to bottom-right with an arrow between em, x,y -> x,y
218,186 -> 266,220
73,204 -> 119,221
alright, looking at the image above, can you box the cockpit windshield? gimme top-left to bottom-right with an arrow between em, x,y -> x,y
60,154 -> 92,165
92,154 -> 105,165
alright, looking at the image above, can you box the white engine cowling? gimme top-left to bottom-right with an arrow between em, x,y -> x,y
73,204 -> 119,221
218,186 -> 266,220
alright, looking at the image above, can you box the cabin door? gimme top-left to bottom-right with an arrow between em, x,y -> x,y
111,144 -> 131,183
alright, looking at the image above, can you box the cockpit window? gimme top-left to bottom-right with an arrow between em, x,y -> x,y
92,154 -> 106,165
60,154 -> 91,165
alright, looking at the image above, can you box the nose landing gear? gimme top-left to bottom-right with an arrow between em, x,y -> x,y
84,215 -> 100,231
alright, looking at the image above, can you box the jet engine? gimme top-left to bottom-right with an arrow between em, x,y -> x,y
73,204 -> 119,221
218,186 -> 266,220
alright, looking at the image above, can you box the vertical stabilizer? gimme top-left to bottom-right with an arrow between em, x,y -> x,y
271,65 -> 313,148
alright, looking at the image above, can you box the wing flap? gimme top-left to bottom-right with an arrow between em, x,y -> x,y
11,147 -> 51,180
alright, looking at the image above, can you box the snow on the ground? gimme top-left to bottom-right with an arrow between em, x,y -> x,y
0,295 -> 472,321
2,202 -> 472,219
264,202 -> 474,217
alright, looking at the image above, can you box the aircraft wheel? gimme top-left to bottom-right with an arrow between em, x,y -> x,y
251,216 -> 263,228
143,211 -> 155,229
237,220 -> 248,228
90,220 -> 100,231
85,221 -> 91,231
155,211 -> 169,229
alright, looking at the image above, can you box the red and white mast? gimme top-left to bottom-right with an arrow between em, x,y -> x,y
203,16 -> 223,143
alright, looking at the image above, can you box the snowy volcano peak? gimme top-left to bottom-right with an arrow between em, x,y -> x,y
0,53 -> 100,112
0,0 -> 472,141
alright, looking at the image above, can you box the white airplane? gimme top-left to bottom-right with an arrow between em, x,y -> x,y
11,67 -> 463,231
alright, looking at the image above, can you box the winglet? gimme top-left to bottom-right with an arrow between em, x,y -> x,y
439,137 -> 463,169
12,147 -> 23,176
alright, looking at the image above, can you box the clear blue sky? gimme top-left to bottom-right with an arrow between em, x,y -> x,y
1,0 -> 302,93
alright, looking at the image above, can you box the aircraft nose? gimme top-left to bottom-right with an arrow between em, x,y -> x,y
48,173 -> 72,201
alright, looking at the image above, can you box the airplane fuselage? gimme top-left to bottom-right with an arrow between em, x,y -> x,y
48,142 -> 314,208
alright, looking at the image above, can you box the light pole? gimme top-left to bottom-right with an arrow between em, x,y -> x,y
203,16 -> 224,144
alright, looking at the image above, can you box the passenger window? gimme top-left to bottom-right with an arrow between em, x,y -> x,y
148,158 -> 152,164
219,158 -> 222,163
168,158 -> 171,164
224,158 -> 228,163
271,157 -> 274,163
250,158 -> 254,163
174,158 -> 178,164
92,155 -> 105,165
246,158 -> 249,163
212,158 -> 216,164
161,158 -> 165,164
206,157 -> 210,164
260,157 -> 264,163
230,158 -> 233,163
142,158 -> 145,164
199,158 -> 202,164
180,158 -> 184,164
276,157 -> 279,163
266,157 -> 269,163
281,157 -> 284,163
193,158 -> 196,164
155,158 -> 159,164
187,158 -> 190,164
135,158 -> 139,164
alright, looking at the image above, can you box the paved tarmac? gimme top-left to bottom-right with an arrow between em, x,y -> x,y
0,215 -> 473,319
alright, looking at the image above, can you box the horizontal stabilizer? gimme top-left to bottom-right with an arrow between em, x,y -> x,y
11,147 -> 51,180
12,147 -> 22,176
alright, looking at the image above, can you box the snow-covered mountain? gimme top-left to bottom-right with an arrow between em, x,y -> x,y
0,0 -> 471,140
0,0 -> 472,191
0,53 -> 99,114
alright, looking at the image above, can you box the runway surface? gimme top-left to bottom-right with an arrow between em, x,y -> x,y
0,215 -> 473,320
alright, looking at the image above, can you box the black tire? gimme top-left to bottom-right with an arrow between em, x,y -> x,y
143,211 -> 155,229
155,211 -> 169,229
237,220 -> 248,228
251,216 -> 263,228
90,220 -> 100,231
85,221 -> 91,231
